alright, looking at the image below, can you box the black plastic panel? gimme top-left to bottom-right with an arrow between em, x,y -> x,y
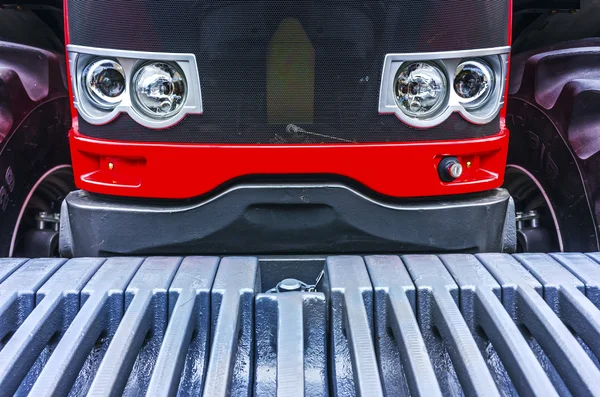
68,0 -> 508,144
76,113 -> 501,144
59,186 -> 515,257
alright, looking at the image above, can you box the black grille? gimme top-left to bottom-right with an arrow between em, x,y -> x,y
77,114 -> 501,144
68,0 -> 509,144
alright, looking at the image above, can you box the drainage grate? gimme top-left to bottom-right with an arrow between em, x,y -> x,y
0,254 -> 599,396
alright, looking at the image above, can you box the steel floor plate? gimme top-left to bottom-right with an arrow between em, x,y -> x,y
0,254 -> 599,396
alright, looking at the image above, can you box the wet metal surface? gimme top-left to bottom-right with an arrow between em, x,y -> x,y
0,254 -> 599,396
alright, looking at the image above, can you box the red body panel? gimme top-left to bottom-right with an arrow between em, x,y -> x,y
70,124 -> 508,199
64,0 -> 512,200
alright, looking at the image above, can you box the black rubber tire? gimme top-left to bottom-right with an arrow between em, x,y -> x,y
512,1 -> 600,54
0,41 -> 73,257
505,39 -> 600,252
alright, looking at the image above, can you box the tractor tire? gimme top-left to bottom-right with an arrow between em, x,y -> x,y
504,39 -> 600,252
0,39 -> 74,257
512,1 -> 600,54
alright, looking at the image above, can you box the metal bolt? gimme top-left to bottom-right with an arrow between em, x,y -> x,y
528,210 -> 540,228
516,211 -> 524,230
36,212 -> 47,230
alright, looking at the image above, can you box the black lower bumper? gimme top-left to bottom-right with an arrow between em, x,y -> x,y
59,184 -> 515,257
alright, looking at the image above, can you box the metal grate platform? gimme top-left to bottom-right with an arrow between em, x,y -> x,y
0,254 -> 599,396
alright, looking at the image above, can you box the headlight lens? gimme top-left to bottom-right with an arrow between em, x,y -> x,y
83,59 -> 126,109
454,60 -> 494,109
133,62 -> 187,118
394,62 -> 448,119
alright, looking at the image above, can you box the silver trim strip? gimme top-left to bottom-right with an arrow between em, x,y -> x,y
67,44 -> 203,129
378,46 -> 511,128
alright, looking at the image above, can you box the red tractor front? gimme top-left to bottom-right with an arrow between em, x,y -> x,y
57,0 -> 515,256
4,2 -> 600,397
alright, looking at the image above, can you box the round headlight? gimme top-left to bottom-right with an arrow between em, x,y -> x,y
83,59 -> 126,109
395,62 -> 448,119
454,60 -> 494,109
133,62 -> 187,118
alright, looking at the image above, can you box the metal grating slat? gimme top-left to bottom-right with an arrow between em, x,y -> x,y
87,257 -> 182,396
255,291 -> 327,397
0,258 -> 103,395
365,255 -> 442,397
0,258 -> 27,284
28,257 -> 144,396
478,253 -> 600,397
202,257 -> 260,397
146,256 -> 219,397
552,253 -> 600,306
0,258 -> 66,347
0,254 -> 599,396
403,255 -> 500,397
276,293 -> 305,397
514,254 -> 600,371
440,254 -> 558,397
325,256 -> 384,397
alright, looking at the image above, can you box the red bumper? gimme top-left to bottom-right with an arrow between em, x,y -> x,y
70,120 -> 509,199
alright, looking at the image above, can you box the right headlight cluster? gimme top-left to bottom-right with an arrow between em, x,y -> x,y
379,47 -> 510,128
68,45 -> 203,129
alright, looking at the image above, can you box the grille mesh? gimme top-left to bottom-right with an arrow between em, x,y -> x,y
77,114 -> 501,144
68,0 -> 509,143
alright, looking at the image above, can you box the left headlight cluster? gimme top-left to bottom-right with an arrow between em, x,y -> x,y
379,47 -> 510,128
67,45 -> 203,129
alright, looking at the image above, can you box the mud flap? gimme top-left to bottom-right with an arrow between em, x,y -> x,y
0,254 -> 600,396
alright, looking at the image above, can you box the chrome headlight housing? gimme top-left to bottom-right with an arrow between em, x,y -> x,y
454,59 -> 494,110
379,47 -> 510,128
68,45 -> 202,129
395,62 -> 448,119
133,62 -> 187,118
82,59 -> 126,109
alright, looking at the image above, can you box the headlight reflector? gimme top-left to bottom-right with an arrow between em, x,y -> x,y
133,62 -> 187,118
83,59 -> 126,109
454,60 -> 494,109
394,62 -> 447,119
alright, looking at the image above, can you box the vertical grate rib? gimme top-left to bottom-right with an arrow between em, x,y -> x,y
276,293 -> 306,397
146,256 -> 219,397
28,257 -> 144,396
365,255 -> 442,397
403,255 -> 500,397
0,258 -> 66,347
0,254 -> 599,396
440,254 -> 558,397
552,253 -> 600,307
478,253 -> 600,397
255,291 -> 327,397
0,258 -> 28,284
202,257 -> 259,397
87,257 -> 182,396
325,256 -> 383,397
514,254 -> 600,371
0,258 -> 104,395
